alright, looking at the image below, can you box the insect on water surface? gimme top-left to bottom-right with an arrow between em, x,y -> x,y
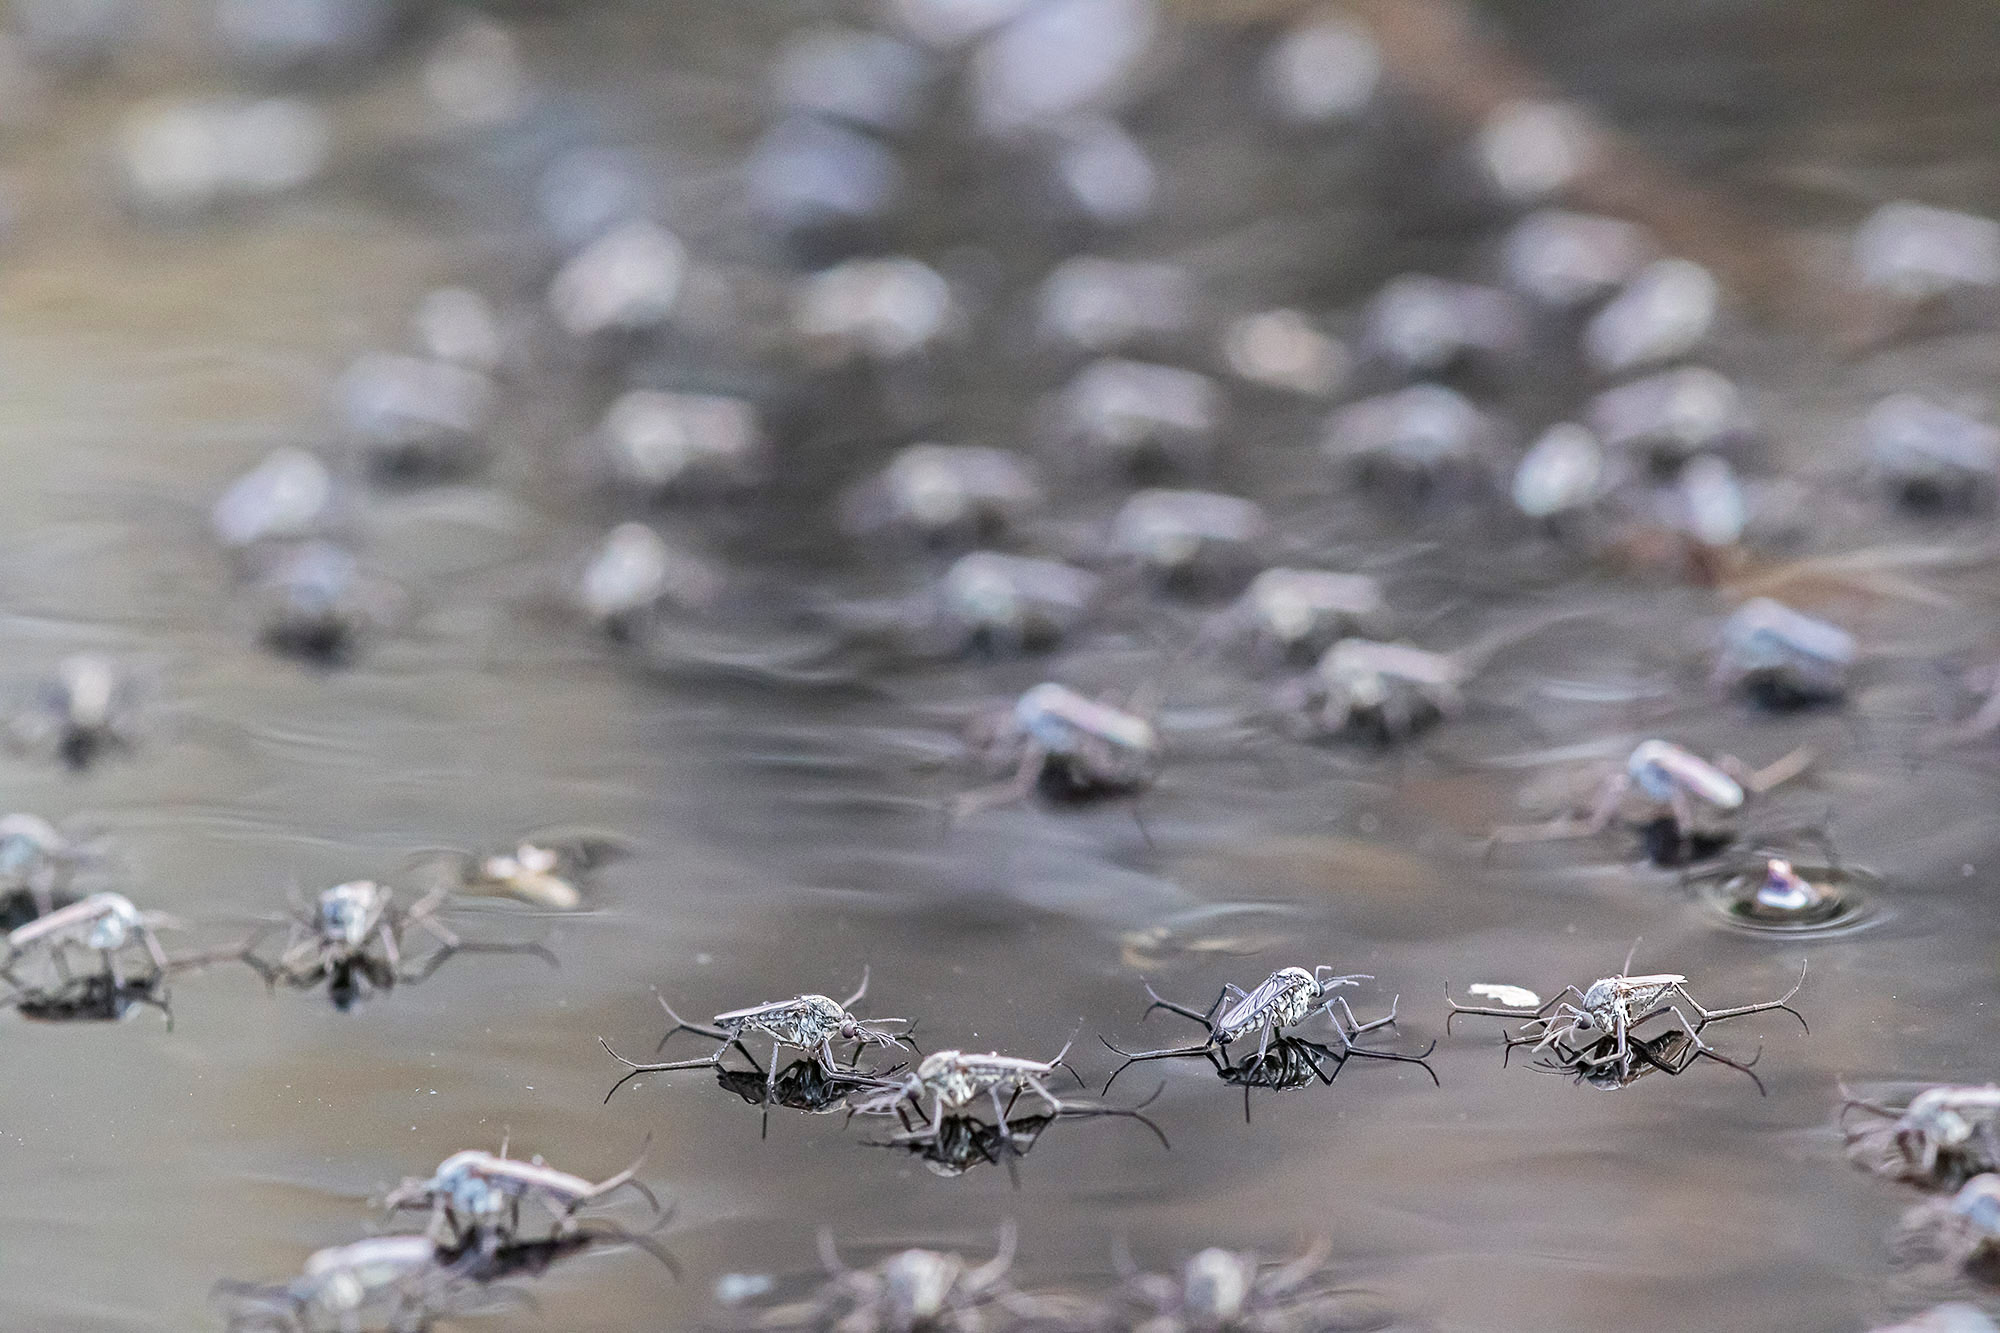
1842,1083 -> 2000,1188
749,1224 -> 1019,1333
1446,947 -> 1809,1094
1489,737 -> 1815,864
952,683 -> 1162,822
1,890 -> 177,994
600,969 -> 913,1134
238,880 -> 554,1010
1100,966 -> 1437,1114
380,1140 -> 670,1266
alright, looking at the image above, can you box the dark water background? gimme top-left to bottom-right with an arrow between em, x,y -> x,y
3,2 -> 2000,1330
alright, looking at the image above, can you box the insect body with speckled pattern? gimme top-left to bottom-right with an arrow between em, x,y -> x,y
1101,966 -> 1437,1098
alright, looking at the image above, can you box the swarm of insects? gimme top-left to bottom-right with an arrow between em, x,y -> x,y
238,881 -> 555,1010
1843,1084 -> 2000,1190
1446,950 -> 1809,1094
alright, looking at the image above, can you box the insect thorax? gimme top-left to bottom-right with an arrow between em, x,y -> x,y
882,1250 -> 961,1320
916,1052 -> 991,1107
319,881 -> 387,946
1219,969 -> 1316,1038
1183,1249 -> 1254,1322
735,994 -> 844,1046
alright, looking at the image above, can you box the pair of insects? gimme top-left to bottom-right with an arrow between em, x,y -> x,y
601,973 -> 1156,1148
1447,948 -> 1810,1094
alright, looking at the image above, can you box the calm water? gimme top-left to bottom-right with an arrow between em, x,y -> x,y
3,3 -> 2000,1331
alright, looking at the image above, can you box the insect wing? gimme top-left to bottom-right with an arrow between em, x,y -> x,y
713,996 -> 801,1028
1217,973 -> 1289,1033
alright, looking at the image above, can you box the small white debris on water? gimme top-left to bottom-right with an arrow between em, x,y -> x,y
1469,983 -> 1540,1008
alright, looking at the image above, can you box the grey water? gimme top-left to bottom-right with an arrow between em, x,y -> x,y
2,3 -> 2000,1331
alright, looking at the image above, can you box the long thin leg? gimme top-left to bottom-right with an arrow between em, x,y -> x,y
762,1041 -> 781,1139
839,966 -> 870,1012
400,939 -> 558,986
1022,1075 -> 1065,1117
989,1087 -> 1017,1145
653,994 -> 739,1053
600,1038 -> 734,1104
1319,1004 -> 1439,1084
411,913 -> 462,950
1099,1035 -> 1219,1094
140,928 -> 171,976
1487,773 -> 1630,849
949,743 -> 1047,823
575,1143 -> 661,1216
1676,962 -> 1810,1032
1139,982 -> 1213,1028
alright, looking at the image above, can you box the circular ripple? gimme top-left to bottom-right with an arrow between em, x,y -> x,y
1692,858 -> 1884,936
